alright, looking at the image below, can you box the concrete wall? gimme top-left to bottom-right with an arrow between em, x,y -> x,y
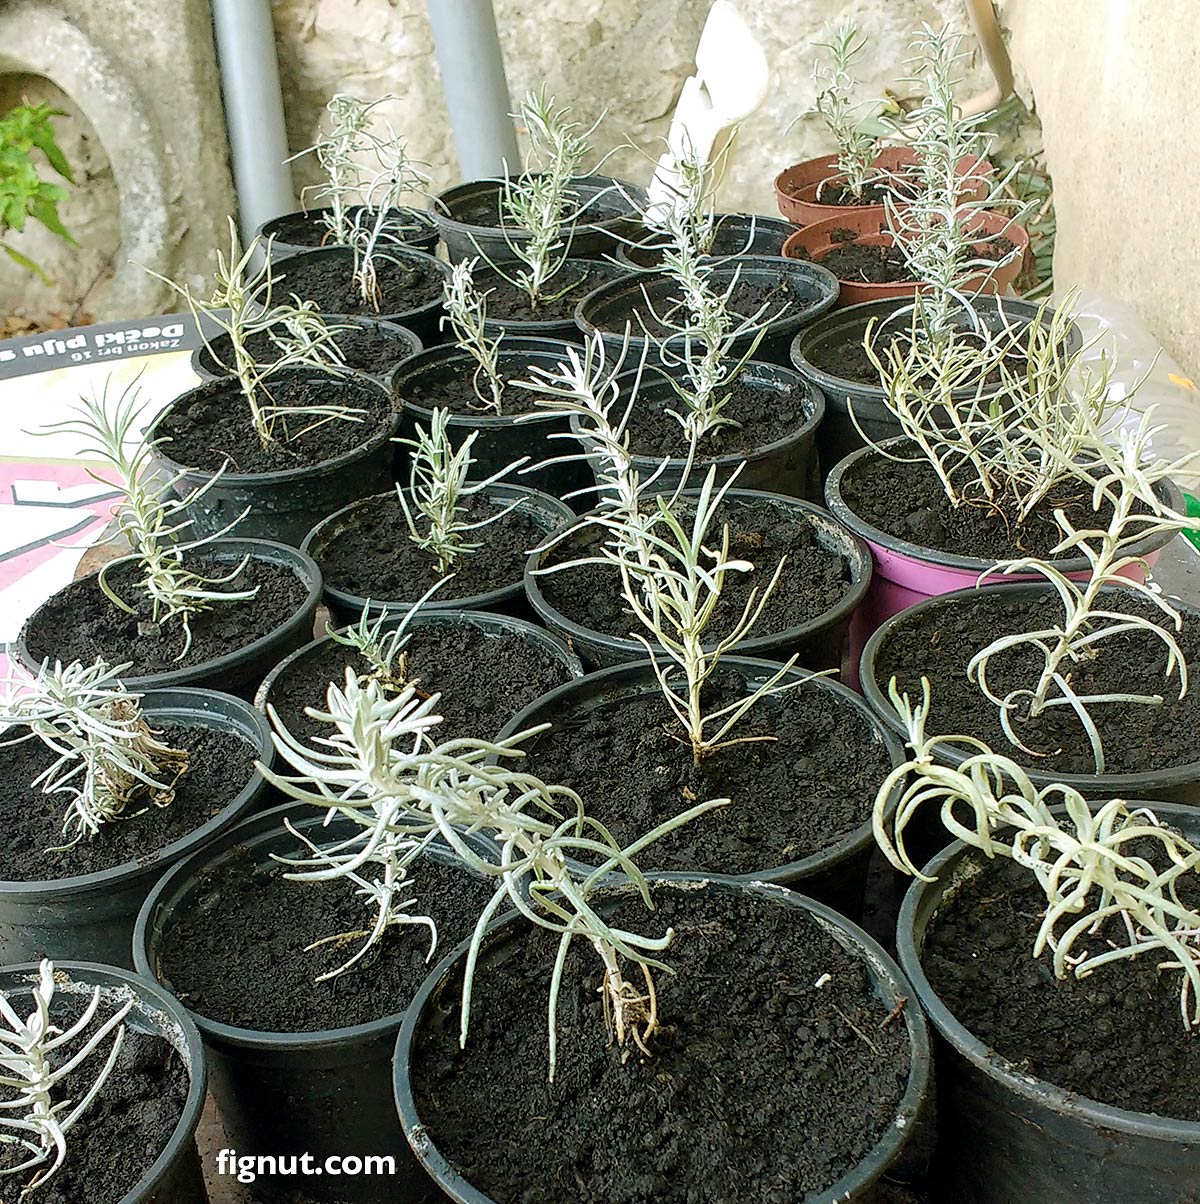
1001,0 -> 1199,377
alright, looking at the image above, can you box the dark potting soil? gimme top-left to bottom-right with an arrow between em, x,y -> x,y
874,588 -> 1200,776
157,842 -> 496,1031
412,881 -> 912,1204
838,443 -> 1151,560
820,237 -> 911,284
200,322 -> 416,379
480,262 -> 619,322
278,252 -> 444,317
449,181 -> 630,230
625,371 -> 813,460
517,669 -> 890,874
268,207 -> 431,249
0,722 -> 255,880
811,178 -> 898,207
599,275 -> 810,340
313,492 -> 548,603
394,348 -> 549,417
21,556 -> 309,675
155,374 -> 394,475
538,494 -> 852,643
924,844 -> 1200,1119
268,621 -> 575,745
625,221 -> 789,269
0,988 -> 188,1204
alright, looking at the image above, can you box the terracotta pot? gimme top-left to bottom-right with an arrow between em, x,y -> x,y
781,208 -> 1028,308
774,148 -> 992,226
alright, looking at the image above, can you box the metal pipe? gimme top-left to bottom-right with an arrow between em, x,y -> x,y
426,0 -> 520,179
211,0 -> 296,238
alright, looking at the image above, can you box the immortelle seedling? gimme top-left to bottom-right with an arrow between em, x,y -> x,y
882,23 -> 1024,339
260,672 -> 725,1077
0,102 -> 75,283
294,92 -> 432,310
0,658 -> 188,850
874,677 -> 1200,1027
967,407 -> 1199,772
41,381 -> 259,658
149,219 -> 359,450
488,88 -> 604,311
809,20 -> 882,202
441,258 -> 505,413
395,407 -> 528,576
0,959 -> 132,1195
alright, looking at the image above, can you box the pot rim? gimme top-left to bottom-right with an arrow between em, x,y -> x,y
524,486 -> 873,659
393,872 -> 932,1204
495,654 -> 905,884
302,483 -> 574,617
0,688 -> 272,899
15,538 -> 323,693
0,958 -> 208,1204
151,370 -> 400,488
826,436 -> 1185,573
896,808 -> 1200,1141
858,580 -> 1200,793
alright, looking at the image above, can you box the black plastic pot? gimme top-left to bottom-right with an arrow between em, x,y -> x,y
475,258 -> 630,342
134,802 -> 492,1204
525,486 -> 872,673
303,483 -> 574,628
388,337 -> 591,502
616,211 -> 796,270
255,607 -> 584,719
790,296 -> 1085,475
273,244 -> 450,347
0,960 -> 209,1203
394,874 -> 932,1204
15,539 -> 323,699
189,315 -> 422,387
574,361 -> 825,501
150,370 -> 400,546
496,656 -> 903,917
0,689 -> 272,969
257,204 -> 440,258
859,582 -> 1200,803
896,800 -> 1200,1204
431,173 -> 645,265
576,256 -> 839,368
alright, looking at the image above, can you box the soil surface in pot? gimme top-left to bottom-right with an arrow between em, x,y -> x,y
396,349 -> 547,417
449,181 -> 630,229
156,374 -> 393,475
270,622 -> 574,745
268,208 -> 429,248
838,443 -> 1149,560
625,220 -> 790,268
412,881 -> 912,1204
807,233 -> 1013,287
598,274 -> 812,339
0,723 -> 255,880
158,844 -> 495,1032
518,668 -> 889,874
538,494 -> 853,643
874,589 -> 1200,776
22,556 -> 309,675
201,323 -> 415,379
315,493 -> 546,603
481,262 -> 618,322
625,373 -> 812,460
807,178 -> 898,207
924,843 -> 1200,1119
0,991 -> 188,1204
279,253 -> 444,317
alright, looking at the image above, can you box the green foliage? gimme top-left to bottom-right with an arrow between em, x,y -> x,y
0,103 -> 75,283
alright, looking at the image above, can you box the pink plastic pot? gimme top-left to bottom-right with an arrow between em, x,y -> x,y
774,149 -> 992,227
825,440 -> 1185,686
782,208 -> 1029,309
